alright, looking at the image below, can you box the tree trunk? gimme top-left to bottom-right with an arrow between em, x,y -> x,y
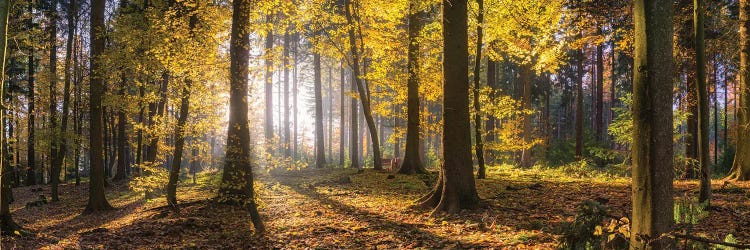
694,0 -> 711,205
519,65 -> 533,168
314,52 -> 326,168
484,59 -> 496,168
471,0 -> 486,178
328,67 -> 333,162
219,0 -> 264,233
84,0 -> 114,214
339,63 -> 346,166
418,0 -> 479,214
398,0 -> 427,175
729,0 -> 750,181
166,83 -> 190,208
264,17 -> 274,155
349,66 -> 359,169
283,31 -> 291,158
631,0 -> 675,248
293,34 -> 299,160
575,47 -> 584,158
48,0 -> 62,201
113,80 -> 128,181
596,27 -> 604,142
25,0 -> 36,186
345,0 -> 382,170
1,0 -> 21,233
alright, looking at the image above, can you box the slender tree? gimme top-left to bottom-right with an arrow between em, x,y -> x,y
1,0 -> 21,233
471,0 -> 486,178
595,26 -> 604,142
728,0 -> 750,181
283,31 -> 291,158
48,0 -> 63,201
84,0 -> 114,214
218,0 -> 264,232
339,64 -> 346,166
631,0 -> 675,248
25,0 -> 36,186
166,82 -> 191,207
417,0 -> 479,214
575,47 -> 584,158
314,51 -> 326,168
349,66 -> 359,169
344,0 -> 382,170
694,0 -> 711,205
398,0 -> 427,175
264,15 -> 274,155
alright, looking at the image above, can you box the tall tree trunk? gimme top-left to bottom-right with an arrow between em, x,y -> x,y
729,0 -> 750,181
1,0 -> 20,232
166,82 -> 190,208
219,0 -> 264,232
283,31 -> 291,158
398,1 -> 426,175
519,65 -> 533,168
349,66 -> 359,169
314,52 -> 326,168
292,34 -> 299,160
84,0 -> 114,214
345,0 -> 382,170
631,0 -> 675,248
472,0 -> 486,178
48,0 -> 63,201
339,63 -> 346,166
418,0 -> 479,214
25,0 -> 36,186
113,83 -> 127,181
575,47 -> 584,158
694,0 -> 711,205
596,27 -> 604,142
328,67 -> 333,162
485,59 -> 496,168
264,17 -> 274,156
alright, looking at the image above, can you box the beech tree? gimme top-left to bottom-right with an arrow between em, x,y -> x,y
1,0 -> 20,233
218,0 -> 264,232
729,0 -> 750,181
84,0 -> 114,214
417,0 -> 480,214
397,0 -> 427,175
630,0 -> 675,248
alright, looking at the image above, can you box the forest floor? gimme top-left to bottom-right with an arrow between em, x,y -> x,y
1,166 -> 749,249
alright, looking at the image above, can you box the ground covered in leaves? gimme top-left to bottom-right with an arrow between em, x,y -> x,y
1,166 -> 748,249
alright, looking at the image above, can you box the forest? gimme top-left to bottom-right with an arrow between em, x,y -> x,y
0,0 -> 749,248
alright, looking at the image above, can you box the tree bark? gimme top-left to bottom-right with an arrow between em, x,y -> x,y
218,0 -> 264,233
339,63 -> 346,166
314,52 -> 326,168
576,47 -> 584,158
471,0 -> 486,178
631,0 -> 675,248
48,0 -> 62,201
349,66 -> 359,169
729,0 -> 750,181
418,0 -> 479,214
166,82 -> 190,208
345,0 -> 382,170
596,27 -> 604,142
398,0 -> 427,175
25,0 -> 36,186
264,15 -> 274,158
694,0 -> 711,204
84,0 -> 114,214
519,64 -> 533,168
1,0 -> 21,233
283,30 -> 291,158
